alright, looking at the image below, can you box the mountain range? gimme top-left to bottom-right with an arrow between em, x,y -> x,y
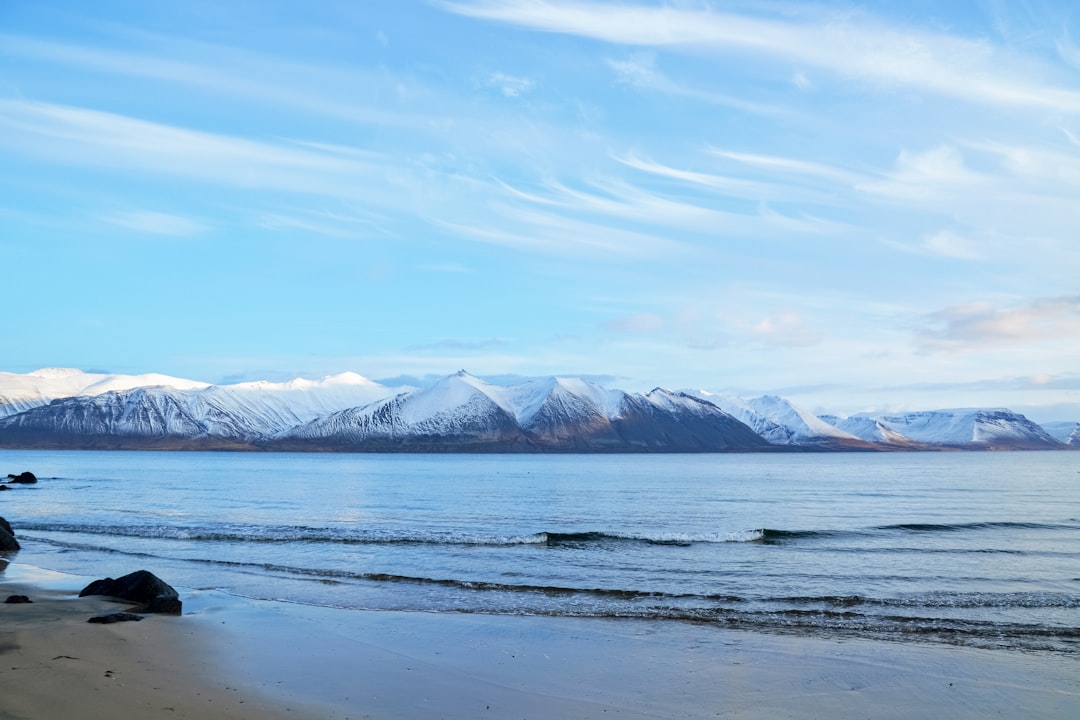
0,368 -> 1075,453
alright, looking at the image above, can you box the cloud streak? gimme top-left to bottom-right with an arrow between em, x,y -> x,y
441,0 -> 1080,113
101,210 -> 208,236
606,52 -> 780,114
918,295 -> 1080,352
0,99 -> 390,199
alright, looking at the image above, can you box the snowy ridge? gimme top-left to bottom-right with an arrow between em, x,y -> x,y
1041,421 -> 1080,447
286,380 -> 523,447
279,374 -> 765,452
0,367 -> 209,418
830,415 -> 923,447
840,409 -> 1063,449
0,369 -> 399,446
686,391 -> 860,446
210,372 -> 399,425
0,368 -> 1075,452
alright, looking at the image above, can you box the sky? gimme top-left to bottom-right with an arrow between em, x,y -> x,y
2,0 -> 1079,422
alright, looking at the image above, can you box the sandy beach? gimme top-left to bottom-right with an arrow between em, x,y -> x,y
0,568 -> 317,720
3,562 -> 1078,719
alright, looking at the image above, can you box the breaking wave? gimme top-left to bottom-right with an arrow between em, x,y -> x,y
20,522 -> 767,547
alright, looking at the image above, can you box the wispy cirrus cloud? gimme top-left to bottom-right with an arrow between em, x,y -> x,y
101,210 -> 208,236
747,313 -> 822,348
606,52 -> 780,114
483,168 -> 851,261
0,99 -> 390,197
436,196 -> 695,259
255,206 -> 394,239
918,230 -> 984,261
440,0 -> 1080,113
857,145 -> 992,202
614,153 -> 774,200
483,71 -> 536,97
883,229 -> 985,261
706,148 -> 864,187
0,34 -> 425,129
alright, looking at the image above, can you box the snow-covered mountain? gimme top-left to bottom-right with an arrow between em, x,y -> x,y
826,415 -> 929,448
0,368 -> 1074,452
685,392 -> 870,449
1041,421 -> 1080,447
0,370 -> 399,449
0,367 -> 209,418
280,371 -> 767,452
838,409 -> 1064,450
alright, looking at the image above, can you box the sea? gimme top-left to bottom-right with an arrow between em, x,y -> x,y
1,449 -> 1077,654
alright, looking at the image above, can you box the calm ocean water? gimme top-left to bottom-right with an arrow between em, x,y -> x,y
2,450 -> 1077,653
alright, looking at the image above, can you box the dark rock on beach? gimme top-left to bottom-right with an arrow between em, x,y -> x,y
0,516 -> 19,552
79,570 -> 182,615
6,471 -> 37,484
4,594 -> 32,604
88,612 -> 144,624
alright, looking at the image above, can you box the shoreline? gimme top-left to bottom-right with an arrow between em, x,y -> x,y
0,566 -> 317,719
3,563 -> 1079,719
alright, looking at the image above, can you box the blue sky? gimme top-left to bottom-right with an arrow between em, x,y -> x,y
2,0 -> 1079,421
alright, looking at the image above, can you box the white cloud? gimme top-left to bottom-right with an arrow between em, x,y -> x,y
0,99 -> 393,199
437,201 -> 692,258
918,295 -> 1080,352
919,230 -> 983,260
707,147 -> 864,186
1058,35 -> 1080,72
748,313 -> 822,348
485,71 -> 535,97
257,213 -> 351,238
441,0 -> 1080,113
101,210 -> 207,236
0,34 -> 417,129
615,152 -> 773,199
858,145 -> 990,201
606,52 -> 780,114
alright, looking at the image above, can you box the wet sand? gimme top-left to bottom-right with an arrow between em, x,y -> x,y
3,563 -> 1078,719
0,581 -> 316,719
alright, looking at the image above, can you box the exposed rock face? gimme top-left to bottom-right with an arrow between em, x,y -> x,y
0,516 -> 19,551
4,594 -> 32,604
6,471 -> 36,484
79,570 -> 182,615
0,530 -> 19,551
